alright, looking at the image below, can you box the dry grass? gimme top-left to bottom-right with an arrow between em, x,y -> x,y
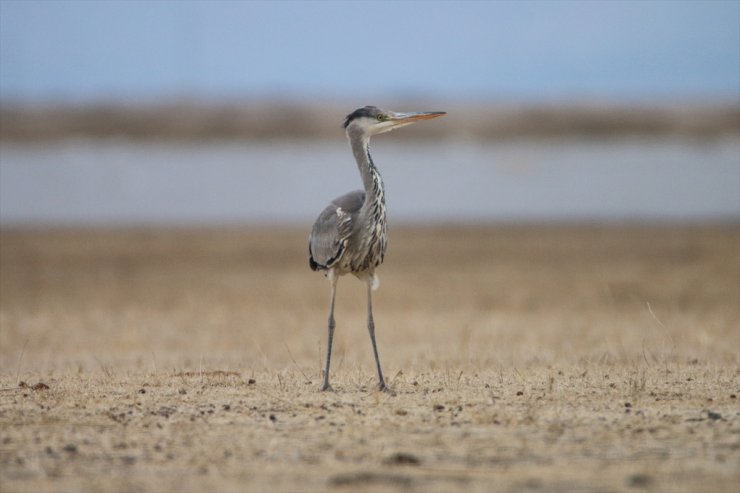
1,225 -> 738,492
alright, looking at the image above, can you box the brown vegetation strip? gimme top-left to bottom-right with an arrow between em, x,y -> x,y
1,101 -> 738,141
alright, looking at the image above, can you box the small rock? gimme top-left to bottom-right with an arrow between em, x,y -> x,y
248,379 -> 256,385
395,409 -> 408,416
433,404 -> 445,411
627,473 -> 652,487
624,402 -> 632,408
138,388 -> 146,394
730,394 -> 736,399
178,388 -> 187,395
516,391 -> 524,396
32,382 -> 49,390
269,414 -> 276,422
63,444 -> 78,454
384,452 -> 421,466
707,411 -> 722,421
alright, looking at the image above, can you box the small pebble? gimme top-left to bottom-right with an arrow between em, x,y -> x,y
384,452 -> 421,466
627,473 -> 652,487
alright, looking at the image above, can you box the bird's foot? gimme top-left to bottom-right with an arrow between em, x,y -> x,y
320,383 -> 335,392
378,381 -> 395,395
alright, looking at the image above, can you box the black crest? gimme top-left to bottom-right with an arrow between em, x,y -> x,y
343,106 -> 381,128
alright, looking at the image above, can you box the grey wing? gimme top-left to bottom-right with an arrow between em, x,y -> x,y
309,190 -> 365,271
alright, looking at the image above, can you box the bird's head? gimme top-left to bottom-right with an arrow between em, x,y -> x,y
343,106 -> 446,137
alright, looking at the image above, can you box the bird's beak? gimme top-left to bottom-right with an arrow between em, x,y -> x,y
378,111 -> 445,134
389,111 -> 447,126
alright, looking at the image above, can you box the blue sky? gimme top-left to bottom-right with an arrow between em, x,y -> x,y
1,0 -> 738,102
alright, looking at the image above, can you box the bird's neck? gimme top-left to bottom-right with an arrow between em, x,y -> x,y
350,133 -> 385,209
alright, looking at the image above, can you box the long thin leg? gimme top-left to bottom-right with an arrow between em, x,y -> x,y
321,273 -> 338,391
366,282 -> 387,391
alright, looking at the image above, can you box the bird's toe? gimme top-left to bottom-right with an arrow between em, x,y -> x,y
378,382 -> 395,395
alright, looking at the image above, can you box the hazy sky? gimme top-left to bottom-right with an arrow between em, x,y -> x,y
1,0 -> 739,102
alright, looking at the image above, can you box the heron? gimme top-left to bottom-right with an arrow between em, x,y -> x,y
308,106 -> 446,391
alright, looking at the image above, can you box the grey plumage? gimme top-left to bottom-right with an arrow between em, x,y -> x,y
308,190 -> 369,275
309,105 -> 445,392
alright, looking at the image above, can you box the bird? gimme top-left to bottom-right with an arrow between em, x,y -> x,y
308,105 -> 446,391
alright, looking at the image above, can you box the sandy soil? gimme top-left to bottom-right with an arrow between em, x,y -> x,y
1,225 -> 738,492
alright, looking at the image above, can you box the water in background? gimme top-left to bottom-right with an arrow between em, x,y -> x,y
1,138 -> 738,225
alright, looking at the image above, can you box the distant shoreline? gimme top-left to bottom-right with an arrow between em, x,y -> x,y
1,101 -> 738,141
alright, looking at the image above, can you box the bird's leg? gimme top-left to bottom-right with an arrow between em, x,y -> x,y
366,282 -> 387,391
321,274 -> 338,392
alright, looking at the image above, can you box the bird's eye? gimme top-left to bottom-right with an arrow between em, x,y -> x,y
376,115 -> 385,121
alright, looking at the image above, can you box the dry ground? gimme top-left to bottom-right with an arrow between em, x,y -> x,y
1,225 -> 738,492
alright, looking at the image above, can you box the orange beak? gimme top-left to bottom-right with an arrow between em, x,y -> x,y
390,111 -> 447,124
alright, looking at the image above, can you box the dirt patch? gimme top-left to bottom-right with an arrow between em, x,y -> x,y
1,225 -> 738,492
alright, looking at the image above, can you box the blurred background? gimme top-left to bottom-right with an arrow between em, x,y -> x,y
1,0 -> 738,225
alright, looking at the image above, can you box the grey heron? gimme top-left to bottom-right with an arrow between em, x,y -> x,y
309,106 -> 446,391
